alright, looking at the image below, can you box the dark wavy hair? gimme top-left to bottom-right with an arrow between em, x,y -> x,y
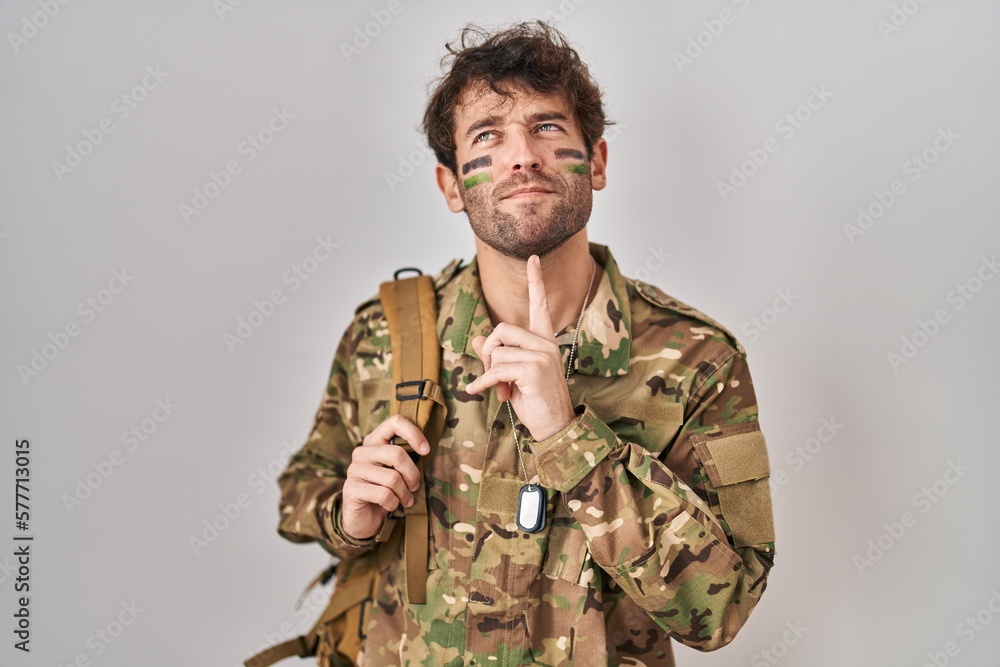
421,21 -> 612,174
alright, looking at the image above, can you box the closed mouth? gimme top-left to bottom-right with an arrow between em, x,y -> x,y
504,188 -> 553,199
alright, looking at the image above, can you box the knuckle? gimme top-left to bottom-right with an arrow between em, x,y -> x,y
393,447 -> 412,466
362,465 -> 381,485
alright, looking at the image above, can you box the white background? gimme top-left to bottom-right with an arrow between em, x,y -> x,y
1,1 -> 999,665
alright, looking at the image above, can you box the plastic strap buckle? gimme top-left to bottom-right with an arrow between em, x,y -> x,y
358,598 -> 372,640
395,380 -> 428,401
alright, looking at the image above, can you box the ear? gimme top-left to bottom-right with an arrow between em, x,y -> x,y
436,163 -> 465,213
589,137 -> 608,191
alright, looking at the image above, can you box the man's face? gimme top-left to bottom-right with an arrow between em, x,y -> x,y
436,83 -> 607,261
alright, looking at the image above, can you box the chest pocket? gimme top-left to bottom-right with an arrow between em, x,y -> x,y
541,505 -> 596,586
589,398 -> 685,455
541,399 -> 686,586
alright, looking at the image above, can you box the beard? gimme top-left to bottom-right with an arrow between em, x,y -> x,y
460,169 -> 593,261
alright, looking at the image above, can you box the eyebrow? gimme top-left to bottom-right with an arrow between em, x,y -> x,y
463,111 -> 571,142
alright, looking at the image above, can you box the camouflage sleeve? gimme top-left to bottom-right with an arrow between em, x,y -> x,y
276,322 -> 376,559
532,350 -> 775,651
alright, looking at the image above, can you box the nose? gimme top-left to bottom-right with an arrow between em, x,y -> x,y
508,130 -> 542,172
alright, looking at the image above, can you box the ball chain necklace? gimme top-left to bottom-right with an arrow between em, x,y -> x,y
491,255 -> 597,533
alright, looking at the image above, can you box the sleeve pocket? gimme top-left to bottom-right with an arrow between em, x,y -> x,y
691,423 -> 775,549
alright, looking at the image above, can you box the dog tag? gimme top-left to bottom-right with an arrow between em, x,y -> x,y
517,484 -> 546,533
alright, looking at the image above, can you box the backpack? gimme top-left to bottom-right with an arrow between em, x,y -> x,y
245,268 -> 446,666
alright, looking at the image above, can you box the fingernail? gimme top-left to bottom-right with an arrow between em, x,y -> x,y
405,496 -> 415,508
420,441 -> 430,455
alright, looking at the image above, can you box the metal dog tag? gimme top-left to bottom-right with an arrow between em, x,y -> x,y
516,484 -> 546,533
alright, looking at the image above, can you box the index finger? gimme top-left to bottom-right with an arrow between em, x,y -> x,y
364,414 -> 430,455
527,254 -> 555,340
350,444 -> 423,494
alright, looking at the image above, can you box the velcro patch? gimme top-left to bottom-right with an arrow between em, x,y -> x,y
692,426 -> 770,487
477,476 -> 522,518
691,424 -> 775,547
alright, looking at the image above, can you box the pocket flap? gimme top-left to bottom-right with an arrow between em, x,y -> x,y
691,425 -> 770,487
587,399 -> 685,456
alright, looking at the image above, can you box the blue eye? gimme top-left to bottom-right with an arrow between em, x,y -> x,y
538,123 -> 560,132
474,131 -> 494,144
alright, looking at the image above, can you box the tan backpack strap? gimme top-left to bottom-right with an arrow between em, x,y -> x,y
377,270 -> 444,605
243,637 -> 310,667
380,273 -> 442,432
243,556 -> 378,667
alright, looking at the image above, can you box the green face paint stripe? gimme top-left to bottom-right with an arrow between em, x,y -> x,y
566,163 -> 588,175
461,155 -> 492,175
555,148 -> 586,160
463,172 -> 491,189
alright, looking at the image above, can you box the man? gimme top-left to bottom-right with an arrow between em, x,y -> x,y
277,21 -> 775,666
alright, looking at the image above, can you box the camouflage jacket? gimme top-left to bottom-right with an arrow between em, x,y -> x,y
277,242 -> 776,666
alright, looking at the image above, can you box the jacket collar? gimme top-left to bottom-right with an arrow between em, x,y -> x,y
435,242 -> 632,378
